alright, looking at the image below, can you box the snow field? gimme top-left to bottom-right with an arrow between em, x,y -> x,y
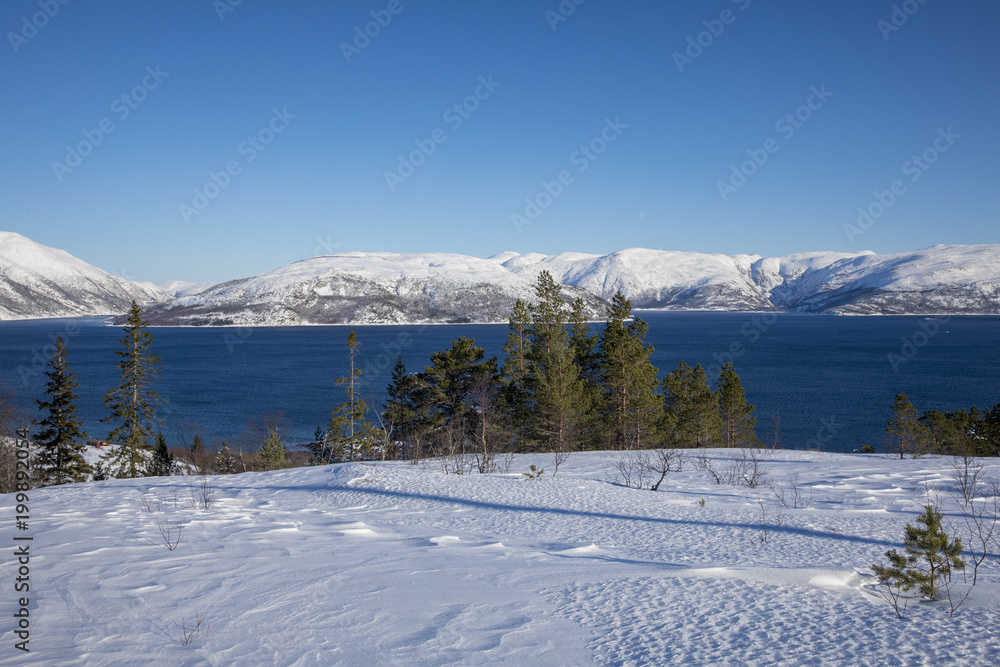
4,450 -> 1000,665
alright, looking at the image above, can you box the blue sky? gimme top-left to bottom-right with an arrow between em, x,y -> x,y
2,0 -> 997,283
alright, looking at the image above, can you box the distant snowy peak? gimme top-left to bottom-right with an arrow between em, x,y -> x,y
0,231 -> 168,320
156,280 -> 214,298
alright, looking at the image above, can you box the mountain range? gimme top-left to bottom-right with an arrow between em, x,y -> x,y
1,231 -> 998,324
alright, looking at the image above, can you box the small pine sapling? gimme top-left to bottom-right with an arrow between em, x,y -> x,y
522,464 -> 544,480
871,504 -> 965,605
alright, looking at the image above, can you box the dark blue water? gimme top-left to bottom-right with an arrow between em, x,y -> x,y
0,313 -> 997,452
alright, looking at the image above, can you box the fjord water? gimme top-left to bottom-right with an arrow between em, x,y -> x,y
1,313 -> 997,452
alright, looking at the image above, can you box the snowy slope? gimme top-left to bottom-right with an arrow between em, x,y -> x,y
5,450 -> 1000,665
0,232 -> 168,320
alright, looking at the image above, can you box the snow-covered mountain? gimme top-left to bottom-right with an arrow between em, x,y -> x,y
3,230 -> 997,325
0,232 -> 168,320
141,244 -> 1000,325
140,252 -> 610,326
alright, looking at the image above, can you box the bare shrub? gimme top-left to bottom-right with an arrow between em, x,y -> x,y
612,451 -> 651,489
748,498 -> 784,547
772,473 -> 813,509
552,450 -> 571,478
187,476 -> 216,510
175,609 -> 209,646
139,494 -> 160,513
646,449 -> 682,491
498,451 -> 516,474
695,449 -> 768,488
955,477 -> 1000,587
732,447 -> 770,489
952,455 -> 985,507
155,518 -> 184,551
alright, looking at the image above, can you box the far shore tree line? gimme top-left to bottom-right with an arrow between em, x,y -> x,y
1,274 -> 999,491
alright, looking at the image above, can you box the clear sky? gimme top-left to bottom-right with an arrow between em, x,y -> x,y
2,0 -> 997,284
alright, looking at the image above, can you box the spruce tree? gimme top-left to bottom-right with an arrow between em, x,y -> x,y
886,392 -> 927,459
101,301 -> 163,478
661,362 -> 720,448
500,298 -> 534,451
527,271 -> 590,452
33,336 -> 91,486
716,362 -> 757,448
215,440 -> 237,474
257,428 -> 287,471
872,504 -> 964,600
147,430 -> 175,476
569,296 -> 603,450
599,291 -> 661,450
382,357 -> 416,459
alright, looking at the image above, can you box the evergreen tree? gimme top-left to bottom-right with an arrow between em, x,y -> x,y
101,301 -> 163,478
33,336 -> 90,486
257,428 -> 287,471
311,330 -> 370,464
886,392 -> 927,459
716,362 -> 757,448
974,403 -> 1000,457
147,430 -> 175,476
661,362 -> 720,448
599,291 -> 661,450
872,504 -> 964,600
338,330 -> 365,460
569,296 -> 603,450
419,337 -> 492,437
500,298 -> 534,451
215,440 -> 237,474
382,357 -> 417,459
527,271 -> 590,452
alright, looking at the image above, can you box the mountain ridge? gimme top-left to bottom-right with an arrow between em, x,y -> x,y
2,231 -> 998,324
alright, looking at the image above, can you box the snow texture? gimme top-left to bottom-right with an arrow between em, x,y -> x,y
5,450 -> 1000,665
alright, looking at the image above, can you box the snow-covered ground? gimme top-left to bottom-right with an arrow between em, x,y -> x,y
5,450 -> 1000,665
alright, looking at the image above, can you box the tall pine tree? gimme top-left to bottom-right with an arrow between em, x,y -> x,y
500,298 -> 534,451
101,301 -> 163,478
661,362 -> 720,448
716,362 -> 757,448
599,291 -> 661,450
527,271 -> 590,452
886,392 -> 927,459
33,336 -> 91,486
